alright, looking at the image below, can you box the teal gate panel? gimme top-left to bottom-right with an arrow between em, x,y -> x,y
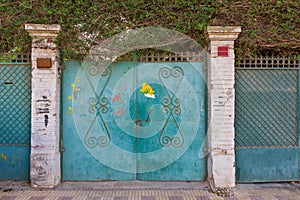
62,61 -> 136,180
62,60 -> 206,181
136,62 -> 206,180
235,68 -> 299,182
0,63 -> 31,180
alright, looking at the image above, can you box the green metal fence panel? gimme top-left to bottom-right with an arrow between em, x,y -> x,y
0,64 -> 31,145
235,56 -> 299,182
0,61 -> 31,180
235,69 -> 298,148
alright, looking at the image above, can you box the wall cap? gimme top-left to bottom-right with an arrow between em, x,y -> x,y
207,26 -> 241,41
25,24 -> 61,38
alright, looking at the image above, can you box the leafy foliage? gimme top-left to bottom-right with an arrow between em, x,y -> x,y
0,0 -> 299,58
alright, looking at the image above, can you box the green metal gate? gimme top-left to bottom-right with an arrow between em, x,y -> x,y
235,56 -> 300,182
0,53 -> 31,180
61,52 -> 207,180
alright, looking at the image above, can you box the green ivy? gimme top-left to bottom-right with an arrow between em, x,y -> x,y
0,0 -> 299,58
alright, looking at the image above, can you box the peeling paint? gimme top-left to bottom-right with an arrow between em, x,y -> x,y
44,115 -> 49,127
68,106 -> 72,115
11,155 -> 20,165
111,93 -> 121,102
1,153 -> 7,161
71,83 -> 80,94
114,108 -> 124,116
68,95 -> 74,102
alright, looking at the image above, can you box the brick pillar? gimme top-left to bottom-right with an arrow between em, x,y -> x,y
207,26 -> 241,188
25,24 -> 61,188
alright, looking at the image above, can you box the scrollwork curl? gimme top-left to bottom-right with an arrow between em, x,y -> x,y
87,65 -> 99,76
174,107 -> 181,115
85,136 -> 98,148
172,136 -> 184,148
171,66 -> 184,78
98,135 -> 110,147
159,67 -> 171,78
162,97 -> 170,106
89,97 -> 97,114
160,135 -> 172,147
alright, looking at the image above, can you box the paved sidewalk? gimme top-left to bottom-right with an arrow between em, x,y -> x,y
0,181 -> 300,200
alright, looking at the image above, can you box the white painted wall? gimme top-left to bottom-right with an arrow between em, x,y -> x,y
207,26 -> 241,188
25,24 -> 61,188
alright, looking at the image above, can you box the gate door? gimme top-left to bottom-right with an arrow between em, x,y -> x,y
0,54 -> 31,180
62,58 -> 206,180
235,57 -> 299,182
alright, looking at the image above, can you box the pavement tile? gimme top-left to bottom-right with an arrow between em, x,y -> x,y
248,195 -> 264,200
168,196 -> 183,200
85,197 -> 101,200
0,197 -> 16,200
196,196 -> 211,200
141,196 -> 156,200
274,195 -> 292,200
29,196 -> 46,200
224,197 -> 237,200
57,197 -> 74,200
114,197 -> 128,200
0,182 -> 300,200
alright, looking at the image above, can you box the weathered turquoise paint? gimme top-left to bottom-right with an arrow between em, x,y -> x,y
136,63 -> 206,180
236,148 -> 299,182
235,69 -> 300,182
0,63 -> 31,181
62,60 -> 206,180
0,146 -> 30,180
62,61 -> 136,180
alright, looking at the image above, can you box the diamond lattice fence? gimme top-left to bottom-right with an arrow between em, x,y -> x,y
0,64 -> 31,145
235,69 -> 298,148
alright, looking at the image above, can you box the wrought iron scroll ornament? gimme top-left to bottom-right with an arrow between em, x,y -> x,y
85,65 -> 112,148
158,66 -> 184,148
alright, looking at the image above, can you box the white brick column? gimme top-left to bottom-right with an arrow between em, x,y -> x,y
25,24 -> 61,188
207,26 -> 241,188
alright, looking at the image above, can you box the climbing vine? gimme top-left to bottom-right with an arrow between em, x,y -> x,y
0,0 -> 299,58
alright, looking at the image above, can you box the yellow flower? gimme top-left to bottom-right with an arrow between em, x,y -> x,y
140,83 -> 155,95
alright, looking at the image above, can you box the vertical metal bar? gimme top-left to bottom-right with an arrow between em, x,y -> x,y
133,50 -> 139,179
59,56 -> 65,180
203,50 -> 208,170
